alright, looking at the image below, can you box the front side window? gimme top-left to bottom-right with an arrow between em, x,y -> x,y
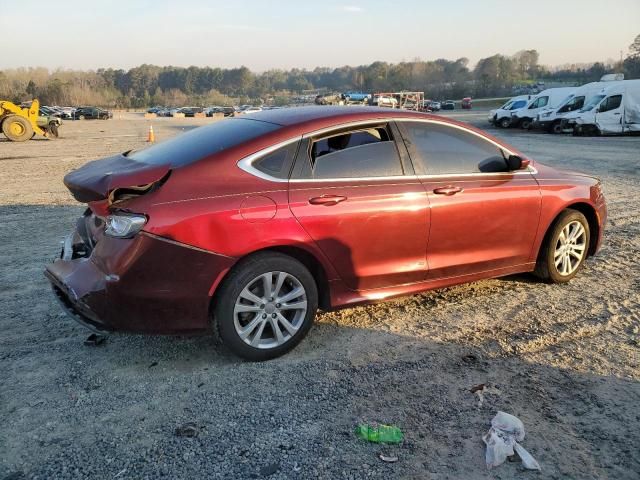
305,125 -> 403,179
598,95 -> 622,113
401,122 -> 508,175
558,96 -> 584,113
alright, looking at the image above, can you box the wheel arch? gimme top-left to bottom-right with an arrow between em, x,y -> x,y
538,202 -> 600,259
208,244 -> 332,319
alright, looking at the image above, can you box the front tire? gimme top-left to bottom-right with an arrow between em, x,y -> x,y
498,117 -> 511,128
2,115 -> 33,142
535,210 -> 590,283
520,118 -> 532,130
214,252 -> 318,361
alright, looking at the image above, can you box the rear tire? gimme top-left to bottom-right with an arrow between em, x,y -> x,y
214,252 -> 318,361
2,115 -> 33,142
534,210 -> 590,283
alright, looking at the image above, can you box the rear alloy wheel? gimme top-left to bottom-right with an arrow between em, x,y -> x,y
2,115 -> 33,142
535,210 -> 590,283
215,252 -> 318,360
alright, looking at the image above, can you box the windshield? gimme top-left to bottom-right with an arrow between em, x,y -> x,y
580,94 -> 605,112
500,101 -> 514,110
510,100 -> 527,110
129,118 -> 281,167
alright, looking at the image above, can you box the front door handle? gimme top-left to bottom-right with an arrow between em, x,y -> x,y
433,186 -> 463,196
309,195 -> 347,206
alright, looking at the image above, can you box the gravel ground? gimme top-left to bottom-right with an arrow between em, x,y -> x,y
1,111 -> 639,479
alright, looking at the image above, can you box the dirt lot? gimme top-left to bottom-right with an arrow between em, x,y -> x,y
1,111 -> 639,479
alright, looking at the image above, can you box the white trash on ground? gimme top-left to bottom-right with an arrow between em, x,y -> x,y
482,411 -> 541,470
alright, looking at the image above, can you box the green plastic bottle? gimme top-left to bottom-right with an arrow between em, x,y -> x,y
355,424 -> 404,444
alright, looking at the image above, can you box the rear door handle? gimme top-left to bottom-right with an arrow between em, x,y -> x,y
309,195 -> 347,206
433,186 -> 463,196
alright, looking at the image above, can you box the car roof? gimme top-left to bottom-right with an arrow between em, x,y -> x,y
247,105 -> 439,128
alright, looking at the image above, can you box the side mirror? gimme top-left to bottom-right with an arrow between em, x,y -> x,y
506,155 -> 530,171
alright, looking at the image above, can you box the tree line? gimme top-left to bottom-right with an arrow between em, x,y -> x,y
1,37 -> 639,108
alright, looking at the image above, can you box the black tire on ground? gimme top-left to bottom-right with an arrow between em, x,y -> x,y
534,209 -> 590,284
214,252 -> 318,361
49,123 -> 59,138
1,115 -> 33,142
499,117 -> 511,128
551,121 -> 563,134
520,118 -> 532,130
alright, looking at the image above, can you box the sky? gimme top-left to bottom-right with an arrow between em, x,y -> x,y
0,0 -> 638,71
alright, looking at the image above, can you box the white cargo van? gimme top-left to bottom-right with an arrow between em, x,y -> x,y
488,95 -> 530,128
566,80 -> 640,135
511,87 -> 576,129
534,77 -> 624,133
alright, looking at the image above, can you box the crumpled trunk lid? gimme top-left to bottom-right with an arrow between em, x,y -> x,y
63,152 -> 171,203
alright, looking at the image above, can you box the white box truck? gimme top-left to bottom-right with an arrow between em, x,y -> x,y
511,87 -> 576,129
533,81 -> 622,133
565,80 -> 640,135
488,95 -> 531,128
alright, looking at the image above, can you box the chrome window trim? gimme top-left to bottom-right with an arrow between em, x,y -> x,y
236,117 -> 535,183
236,136 -> 302,183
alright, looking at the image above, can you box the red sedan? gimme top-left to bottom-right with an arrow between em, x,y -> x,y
46,107 -> 606,360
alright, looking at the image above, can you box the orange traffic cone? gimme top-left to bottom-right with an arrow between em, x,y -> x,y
147,125 -> 155,143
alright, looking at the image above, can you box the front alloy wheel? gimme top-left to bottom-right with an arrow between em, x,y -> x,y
553,221 -> 587,276
535,209 -> 590,283
215,252 -> 318,360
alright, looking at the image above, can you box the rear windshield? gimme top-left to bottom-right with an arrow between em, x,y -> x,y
129,118 -> 280,167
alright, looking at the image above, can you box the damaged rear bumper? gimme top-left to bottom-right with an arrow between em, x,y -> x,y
45,214 -> 236,334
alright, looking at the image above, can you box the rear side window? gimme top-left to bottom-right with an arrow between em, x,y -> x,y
599,95 -> 622,113
129,118 -> 280,167
306,125 -> 403,179
401,122 -> 507,175
253,141 -> 298,179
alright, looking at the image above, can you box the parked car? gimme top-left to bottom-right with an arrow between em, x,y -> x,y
461,97 -> 473,109
372,95 -> 398,108
178,107 -> 203,118
489,96 -> 530,128
429,101 -> 441,111
441,100 -> 455,110
511,87 -> 575,129
342,92 -> 371,103
241,107 -> 263,114
74,106 -> 112,120
59,107 -> 76,119
564,79 -> 640,136
315,93 -> 343,105
48,106 -> 606,360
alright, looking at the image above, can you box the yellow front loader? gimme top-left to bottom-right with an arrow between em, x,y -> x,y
0,99 -> 47,142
